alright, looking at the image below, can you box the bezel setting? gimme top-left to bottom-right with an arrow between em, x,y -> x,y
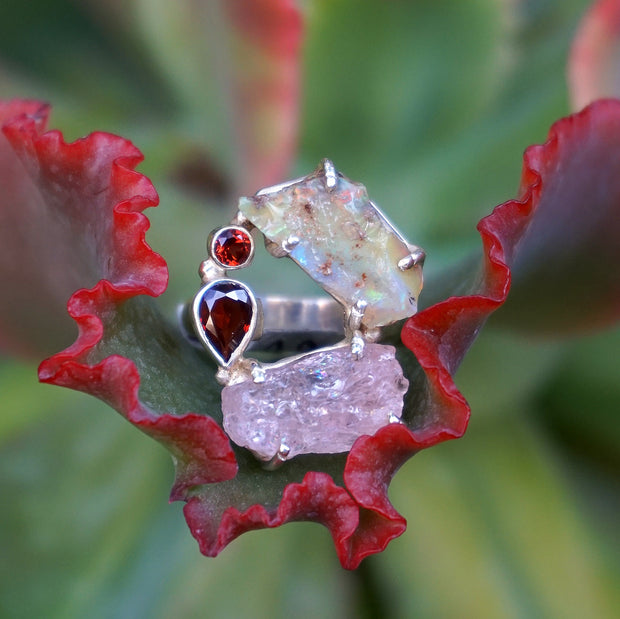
208,225 -> 255,270
191,278 -> 259,368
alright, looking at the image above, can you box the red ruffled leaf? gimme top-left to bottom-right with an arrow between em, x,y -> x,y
4,104 -> 241,491
4,98 -> 614,569
493,99 -> 620,334
0,101 -> 71,357
569,0 -> 620,110
184,472 -> 359,566
0,103 -> 235,492
0,100 -> 164,357
337,101 -> 620,566
189,153 -> 518,568
38,286 -> 237,496
330,158 -> 518,568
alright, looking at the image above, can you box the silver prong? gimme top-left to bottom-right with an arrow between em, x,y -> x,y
264,238 -> 289,258
398,247 -> 426,271
199,259 -> 226,283
389,413 -> 402,424
279,441 -> 290,459
348,300 -> 367,333
256,176 -> 306,196
351,333 -> 365,359
322,159 -> 338,190
263,440 -> 291,470
397,255 -> 414,271
215,367 -> 230,385
282,235 -> 300,252
251,363 -> 266,384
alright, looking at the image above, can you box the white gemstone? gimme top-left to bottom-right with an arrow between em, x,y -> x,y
221,343 -> 408,461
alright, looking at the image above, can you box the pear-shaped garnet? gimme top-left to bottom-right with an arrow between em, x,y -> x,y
197,281 -> 254,364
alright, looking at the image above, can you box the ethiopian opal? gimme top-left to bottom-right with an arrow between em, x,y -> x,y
221,343 -> 408,461
238,169 -> 423,327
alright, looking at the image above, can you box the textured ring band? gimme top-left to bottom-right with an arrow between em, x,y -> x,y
184,160 -> 424,468
181,296 -> 345,353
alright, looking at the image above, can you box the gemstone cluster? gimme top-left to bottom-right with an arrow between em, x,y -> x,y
192,227 -> 257,366
189,161 -> 423,465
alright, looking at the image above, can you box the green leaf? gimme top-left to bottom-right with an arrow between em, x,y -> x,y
537,328 -> 620,470
0,380 -> 351,618
300,0 -> 588,258
0,389 -> 169,618
375,415 -> 620,617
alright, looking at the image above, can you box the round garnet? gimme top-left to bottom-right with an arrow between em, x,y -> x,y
211,227 -> 253,268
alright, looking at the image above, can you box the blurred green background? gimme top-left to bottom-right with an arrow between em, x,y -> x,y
0,1 -> 618,617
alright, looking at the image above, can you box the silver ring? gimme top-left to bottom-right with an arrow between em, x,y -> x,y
183,159 -> 424,468
180,296 -> 345,353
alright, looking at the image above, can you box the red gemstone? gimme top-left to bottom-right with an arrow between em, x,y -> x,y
199,281 -> 253,363
212,227 -> 252,268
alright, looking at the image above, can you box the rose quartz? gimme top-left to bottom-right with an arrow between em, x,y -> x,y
222,343 -> 408,461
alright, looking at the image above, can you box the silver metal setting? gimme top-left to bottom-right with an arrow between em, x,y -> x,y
179,295 -> 344,354
350,334 -> 365,359
248,339 -> 358,374
347,300 -> 367,334
256,175 -> 306,197
322,158 -> 338,190
199,259 -> 226,284
346,300 -> 368,358
264,441 -> 291,470
231,211 -> 253,228
251,364 -> 266,383
186,159 -> 423,466
398,246 -> 426,271
264,238 -> 289,259
282,235 -> 300,252
191,278 -> 260,369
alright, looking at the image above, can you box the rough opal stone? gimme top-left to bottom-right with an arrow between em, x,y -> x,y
222,343 -> 408,461
238,168 -> 423,327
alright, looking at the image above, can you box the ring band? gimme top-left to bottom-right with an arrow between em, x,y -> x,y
182,160 -> 424,467
180,296 -> 345,353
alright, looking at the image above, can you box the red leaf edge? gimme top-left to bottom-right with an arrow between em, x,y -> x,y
184,472 -> 360,566
342,102 -> 620,568
0,101 -> 240,491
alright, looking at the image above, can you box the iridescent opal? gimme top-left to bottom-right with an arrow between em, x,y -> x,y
221,343 -> 408,461
238,167 -> 422,327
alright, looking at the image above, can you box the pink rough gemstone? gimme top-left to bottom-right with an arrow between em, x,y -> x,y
222,343 -> 408,461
